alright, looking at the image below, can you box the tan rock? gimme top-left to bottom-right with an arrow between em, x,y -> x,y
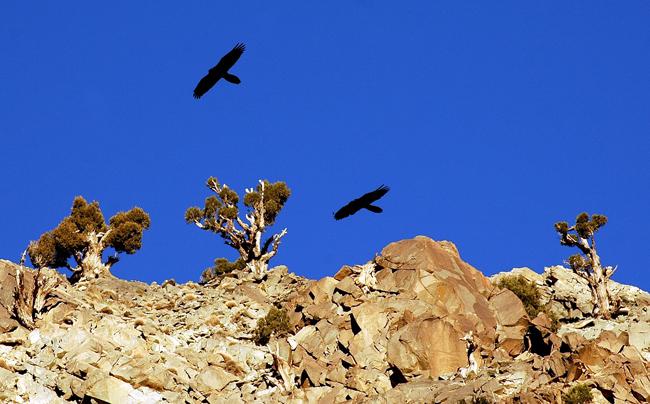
381,237 -> 492,294
303,302 -> 337,321
333,266 -> 354,281
374,268 -> 398,293
325,362 -> 348,385
337,294 -> 362,309
560,331 -> 587,351
594,330 -> 627,353
239,284 -> 269,305
3,235 -> 650,404
133,364 -> 175,391
629,321 -> 650,352
544,266 -> 595,317
346,368 -> 391,394
380,237 -> 497,330
497,324 -> 527,356
349,330 -> 386,369
387,317 -> 466,377
290,325 -> 317,350
491,267 -> 544,287
301,356 -> 328,386
308,277 -> 339,304
631,374 -> 650,401
127,387 -> 165,403
577,343 -> 612,372
85,375 -> 134,403
489,289 -> 528,326
0,316 -> 19,333
335,277 -> 363,298
0,261 -> 18,311
621,345 -> 646,362
196,366 -> 238,393
350,303 -> 389,335
543,351 -> 566,378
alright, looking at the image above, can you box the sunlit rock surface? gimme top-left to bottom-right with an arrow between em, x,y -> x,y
1,236 -> 649,403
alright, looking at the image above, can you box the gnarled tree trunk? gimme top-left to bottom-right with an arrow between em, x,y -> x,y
572,237 -> 615,320
193,180 -> 288,278
585,249 -> 613,319
71,231 -> 115,282
247,260 -> 268,280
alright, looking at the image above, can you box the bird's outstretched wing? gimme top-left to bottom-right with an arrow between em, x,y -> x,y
358,185 -> 390,205
333,200 -> 360,220
193,73 -> 218,99
212,43 -> 245,73
334,185 -> 390,220
193,43 -> 246,99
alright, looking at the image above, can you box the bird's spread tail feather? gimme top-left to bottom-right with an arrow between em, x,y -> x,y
223,73 -> 241,84
365,205 -> 383,213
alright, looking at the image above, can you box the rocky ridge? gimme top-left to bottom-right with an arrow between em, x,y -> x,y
0,236 -> 649,403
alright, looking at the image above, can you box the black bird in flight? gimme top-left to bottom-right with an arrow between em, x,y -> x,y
193,43 -> 245,99
334,185 -> 390,220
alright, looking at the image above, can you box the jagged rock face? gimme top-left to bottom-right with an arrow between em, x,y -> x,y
0,262 -> 310,403
491,266 -> 650,321
377,237 -> 500,377
489,266 -> 650,403
378,237 -> 497,329
282,236 -> 533,401
1,237 -> 650,403
0,261 -> 21,333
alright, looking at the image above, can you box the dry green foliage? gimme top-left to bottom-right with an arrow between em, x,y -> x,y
199,257 -> 246,283
562,384 -> 593,404
497,275 -> 543,318
253,307 -> 290,345
186,177 -> 291,279
554,212 -> 608,273
185,177 -> 291,232
28,196 -> 150,275
244,180 -> 291,225
105,207 -> 151,254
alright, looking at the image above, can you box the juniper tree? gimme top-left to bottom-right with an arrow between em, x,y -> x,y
28,196 -> 150,282
554,212 -> 617,319
186,177 -> 291,279
199,257 -> 246,284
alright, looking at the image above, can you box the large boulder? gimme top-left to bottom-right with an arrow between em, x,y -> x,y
287,236 -> 529,389
378,237 -> 498,331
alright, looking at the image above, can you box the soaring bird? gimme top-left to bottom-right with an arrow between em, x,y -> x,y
334,185 -> 390,220
193,43 -> 245,99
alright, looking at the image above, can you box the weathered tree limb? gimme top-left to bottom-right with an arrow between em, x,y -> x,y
190,178 -> 289,278
561,224 -> 615,319
259,229 -> 288,262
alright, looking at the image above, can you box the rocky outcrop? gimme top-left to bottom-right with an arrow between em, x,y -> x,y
0,262 -> 310,403
0,237 -> 649,402
491,266 -> 650,321
281,236 -> 527,401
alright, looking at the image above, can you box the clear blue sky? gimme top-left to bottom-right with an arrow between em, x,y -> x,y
1,2 -> 649,289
